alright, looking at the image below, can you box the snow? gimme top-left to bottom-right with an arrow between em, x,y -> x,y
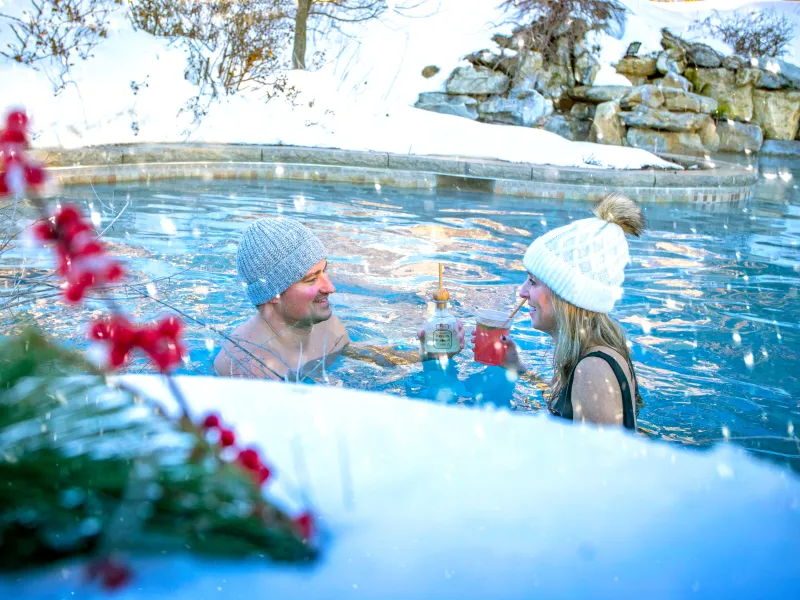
2,374 -> 798,598
1,1 -> 797,170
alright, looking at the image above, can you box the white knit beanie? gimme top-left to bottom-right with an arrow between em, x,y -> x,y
236,217 -> 326,306
522,194 -> 645,314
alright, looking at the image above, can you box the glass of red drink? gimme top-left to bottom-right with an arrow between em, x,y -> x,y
474,309 -> 510,366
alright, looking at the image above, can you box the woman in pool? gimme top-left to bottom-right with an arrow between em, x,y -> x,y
491,192 -> 644,430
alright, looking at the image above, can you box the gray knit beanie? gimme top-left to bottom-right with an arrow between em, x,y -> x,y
236,217 -> 327,306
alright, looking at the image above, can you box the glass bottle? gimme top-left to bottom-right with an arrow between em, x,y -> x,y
424,287 -> 460,355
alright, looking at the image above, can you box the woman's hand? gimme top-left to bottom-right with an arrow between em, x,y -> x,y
469,330 -> 526,373
417,318 -> 465,361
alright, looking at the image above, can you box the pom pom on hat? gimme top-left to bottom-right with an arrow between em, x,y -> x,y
522,193 -> 646,313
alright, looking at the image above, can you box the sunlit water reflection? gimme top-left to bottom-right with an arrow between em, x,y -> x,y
2,158 -> 799,471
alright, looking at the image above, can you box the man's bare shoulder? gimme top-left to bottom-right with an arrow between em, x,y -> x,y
213,318 -> 283,379
315,315 -> 350,351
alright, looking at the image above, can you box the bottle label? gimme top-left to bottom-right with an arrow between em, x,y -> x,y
432,327 -> 454,349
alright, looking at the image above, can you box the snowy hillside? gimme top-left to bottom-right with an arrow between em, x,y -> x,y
0,1 -> 797,168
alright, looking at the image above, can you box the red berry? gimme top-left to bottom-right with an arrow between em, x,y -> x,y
5,110 -> 28,133
203,414 -> 220,429
77,240 -> 103,256
237,448 -> 260,470
32,221 -> 56,241
158,316 -> 182,337
257,463 -> 271,485
24,164 -> 44,186
89,321 -> 111,340
85,558 -> 133,591
55,205 -> 80,227
101,561 -> 132,590
220,429 -> 235,447
293,512 -> 314,541
0,128 -> 26,144
105,262 -> 124,282
65,280 -> 88,303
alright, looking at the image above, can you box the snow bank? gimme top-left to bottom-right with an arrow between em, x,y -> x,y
1,374 -> 798,598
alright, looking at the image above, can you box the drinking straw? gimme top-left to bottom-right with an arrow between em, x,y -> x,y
502,298 -> 528,329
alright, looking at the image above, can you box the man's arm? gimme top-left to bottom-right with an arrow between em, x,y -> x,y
343,319 -> 466,367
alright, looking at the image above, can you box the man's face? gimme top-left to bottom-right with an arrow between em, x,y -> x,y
273,259 -> 336,326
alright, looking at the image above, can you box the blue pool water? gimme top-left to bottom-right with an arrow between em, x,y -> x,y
2,157 -> 799,470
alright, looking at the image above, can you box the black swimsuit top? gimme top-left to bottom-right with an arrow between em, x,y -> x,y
550,351 -> 637,430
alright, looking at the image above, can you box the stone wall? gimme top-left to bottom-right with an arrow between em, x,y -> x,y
414,27 -> 800,155
414,25 -> 600,139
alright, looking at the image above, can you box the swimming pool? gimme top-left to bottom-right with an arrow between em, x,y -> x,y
2,157 -> 798,470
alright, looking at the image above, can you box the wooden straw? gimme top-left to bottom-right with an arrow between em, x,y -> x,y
502,298 -> 527,329
438,262 -> 443,289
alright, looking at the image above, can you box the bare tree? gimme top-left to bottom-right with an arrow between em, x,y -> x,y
128,0 -> 294,123
291,0 -> 429,70
499,0 -> 626,65
0,0 -> 122,94
691,9 -> 795,58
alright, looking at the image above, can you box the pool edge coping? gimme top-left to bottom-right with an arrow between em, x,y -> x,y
33,144 -> 758,204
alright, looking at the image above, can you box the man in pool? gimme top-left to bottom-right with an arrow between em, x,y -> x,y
213,216 -> 464,381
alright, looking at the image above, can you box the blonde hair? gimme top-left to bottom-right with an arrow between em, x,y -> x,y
545,192 -> 645,409
547,291 -> 640,409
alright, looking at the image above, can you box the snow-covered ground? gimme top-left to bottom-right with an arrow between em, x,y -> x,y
1,374 -> 799,599
1,1 -> 797,170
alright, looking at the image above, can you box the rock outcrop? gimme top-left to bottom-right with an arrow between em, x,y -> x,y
414,93 -> 478,120
590,101 -> 626,146
752,90 -> 800,141
413,26 -> 800,153
478,89 -> 553,127
716,121 -> 764,153
446,65 -> 510,95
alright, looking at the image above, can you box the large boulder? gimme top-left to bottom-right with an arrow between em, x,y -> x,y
619,105 -> 712,132
590,101 -> 626,145
627,128 -> 704,153
463,49 -> 516,75
514,51 -> 544,81
736,68 -> 762,88
661,88 -> 718,114
658,72 -> 693,93
570,102 -> 596,120
446,65 -> 510,95
753,58 -> 800,90
569,85 -> 631,103
752,90 -> 800,140
530,63 -> 575,100
687,44 -> 722,68
661,28 -> 722,69
685,67 -> 754,121
656,48 -> 686,75
758,70 -> 791,90
722,56 -> 746,71
698,119 -> 720,151
478,89 -> 552,127
414,93 -> 479,120
541,114 -> 591,141
716,121 -> 764,153
574,48 -> 600,86
615,56 -> 658,78
620,85 -> 665,109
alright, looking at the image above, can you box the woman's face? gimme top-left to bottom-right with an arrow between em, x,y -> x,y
518,273 -> 558,336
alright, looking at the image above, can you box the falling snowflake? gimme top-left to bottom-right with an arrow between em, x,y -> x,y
160,217 -> 177,234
